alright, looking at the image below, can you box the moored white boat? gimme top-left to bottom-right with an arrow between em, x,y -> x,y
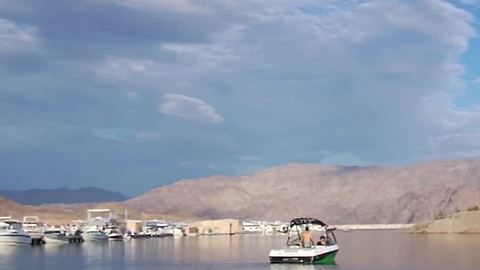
22,216 -> 44,236
242,221 -> 263,233
82,226 -> 108,241
43,228 -> 70,244
269,218 -> 339,264
106,226 -> 123,240
172,227 -> 184,237
143,220 -> 169,236
0,219 -> 31,246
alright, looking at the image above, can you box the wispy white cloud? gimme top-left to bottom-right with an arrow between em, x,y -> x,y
92,128 -> 129,141
93,128 -> 161,141
0,18 -> 37,52
160,94 -> 223,124
429,132 -> 480,157
114,0 -> 212,14
161,41 -> 239,68
94,57 -> 155,80
453,0 -> 480,5
136,130 -> 160,140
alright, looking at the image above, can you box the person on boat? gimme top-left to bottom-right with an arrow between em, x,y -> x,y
301,226 -> 314,248
317,235 -> 328,246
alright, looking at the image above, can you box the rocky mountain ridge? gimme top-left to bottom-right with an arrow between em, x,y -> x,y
2,159 -> 480,224
126,159 -> 480,224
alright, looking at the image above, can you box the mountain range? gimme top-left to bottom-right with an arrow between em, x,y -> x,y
1,159 -> 480,224
125,159 -> 480,224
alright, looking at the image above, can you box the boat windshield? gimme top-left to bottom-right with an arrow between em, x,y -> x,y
326,230 -> 337,245
287,218 -> 337,247
2,220 -> 23,230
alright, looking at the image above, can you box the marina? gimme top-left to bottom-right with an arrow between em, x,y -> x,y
1,209 -> 415,247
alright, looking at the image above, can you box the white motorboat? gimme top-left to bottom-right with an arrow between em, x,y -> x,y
82,226 -> 108,241
269,218 -> 339,264
143,220 -> 169,236
242,221 -> 263,233
172,227 -> 184,237
0,219 -> 32,245
43,228 -> 70,244
106,226 -> 123,240
22,216 -> 44,234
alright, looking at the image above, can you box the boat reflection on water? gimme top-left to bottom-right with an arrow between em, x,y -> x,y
0,244 -> 21,258
2,231 -> 480,270
270,264 -> 337,270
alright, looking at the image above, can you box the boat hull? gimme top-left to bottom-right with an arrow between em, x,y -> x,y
44,234 -> 70,244
83,233 -> 108,241
108,233 -> 123,240
269,245 -> 339,264
0,234 -> 32,245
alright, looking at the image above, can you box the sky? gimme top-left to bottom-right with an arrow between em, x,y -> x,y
1,0 -> 480,196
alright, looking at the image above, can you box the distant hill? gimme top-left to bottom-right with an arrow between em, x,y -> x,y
0,196 -> 85,223
0,196 -> 193,224
126,159 -> 480,224
412,206 -> 480,233
0,187 -> 128,205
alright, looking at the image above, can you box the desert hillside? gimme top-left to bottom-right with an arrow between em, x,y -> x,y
2,159 -> 480,225
412,206 -> 480,233
126,159 -> 480,224
0,197 -> 194,224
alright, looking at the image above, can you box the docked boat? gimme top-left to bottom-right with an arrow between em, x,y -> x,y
0,219 -> 32,245
82,226 -> 108,241
22,216 -> 44,235
106,226 -> 123,240
143,220 -> 169,237
172,226 -> 184,237
43,228 -> 70,244
269,218 -> 339,264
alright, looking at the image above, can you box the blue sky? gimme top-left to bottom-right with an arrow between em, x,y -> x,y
1,0 -> 480,195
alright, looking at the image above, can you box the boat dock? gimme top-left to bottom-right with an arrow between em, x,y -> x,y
67,235 -> 84,243
30,234 -> 84,245
335,224 -> 415,231
31,235 -> 45,245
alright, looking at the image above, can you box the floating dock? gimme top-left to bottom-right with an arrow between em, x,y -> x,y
30,235 -> 84,245
31,235 -> 45,245
68,235 -> 84,243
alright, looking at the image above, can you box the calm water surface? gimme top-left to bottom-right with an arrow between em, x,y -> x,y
1,231 -> 479,270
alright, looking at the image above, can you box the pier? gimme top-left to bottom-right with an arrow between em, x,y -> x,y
31,235 -> 45,245
334,224 -> 415,231
30,235 -> 84,245
68,235 -> 84,243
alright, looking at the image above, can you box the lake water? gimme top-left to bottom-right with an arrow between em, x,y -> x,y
1,231 -> 479,270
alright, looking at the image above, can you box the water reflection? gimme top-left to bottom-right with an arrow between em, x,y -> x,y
1,232 -> 480,270
270,265 -> 337,270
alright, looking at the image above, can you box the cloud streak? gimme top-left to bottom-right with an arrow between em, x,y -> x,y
160,94 -> 224,124
0,18 -> 36,52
